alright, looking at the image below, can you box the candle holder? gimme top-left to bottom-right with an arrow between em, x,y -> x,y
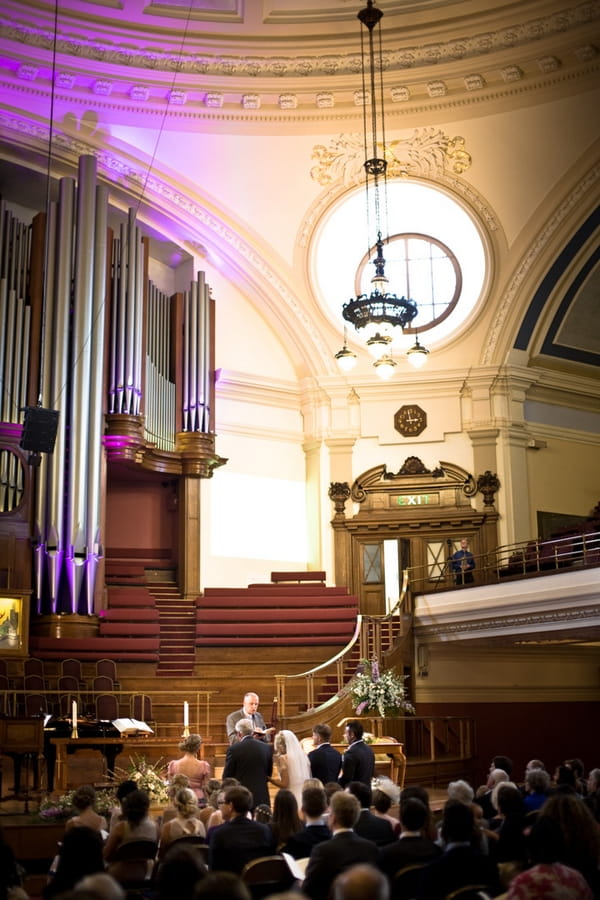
71,724 -> 79,739
181,725 -> 190,738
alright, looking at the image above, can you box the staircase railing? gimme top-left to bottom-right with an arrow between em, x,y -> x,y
274,571 -> 411,717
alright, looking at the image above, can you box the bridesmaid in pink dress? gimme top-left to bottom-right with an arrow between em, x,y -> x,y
166,734 -> 211,803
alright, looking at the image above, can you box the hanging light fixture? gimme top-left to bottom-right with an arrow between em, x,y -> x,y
334,0 -> 429,378
334,327 -> 358,372
406,334 -> 430,369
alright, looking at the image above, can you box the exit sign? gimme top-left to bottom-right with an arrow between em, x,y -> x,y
394,494 -> 439,506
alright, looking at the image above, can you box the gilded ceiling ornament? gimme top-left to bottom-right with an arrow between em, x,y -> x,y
311,128 -> 472,186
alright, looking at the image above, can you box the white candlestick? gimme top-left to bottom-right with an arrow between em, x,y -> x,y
183,701 -> 189,727
72,700 -> 77,729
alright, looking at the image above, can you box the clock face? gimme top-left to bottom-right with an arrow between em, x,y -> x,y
394,404 -> 427,437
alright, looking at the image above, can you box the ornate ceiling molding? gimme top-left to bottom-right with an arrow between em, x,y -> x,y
1,4 -> 598,79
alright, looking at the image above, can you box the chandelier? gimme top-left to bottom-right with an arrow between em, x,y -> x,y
334,0 -> 429,379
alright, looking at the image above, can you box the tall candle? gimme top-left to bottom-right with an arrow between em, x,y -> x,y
183,701 -> 189,727
72,700 -> 77,729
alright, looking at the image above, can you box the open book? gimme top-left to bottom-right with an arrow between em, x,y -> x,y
112,717 -> 154,735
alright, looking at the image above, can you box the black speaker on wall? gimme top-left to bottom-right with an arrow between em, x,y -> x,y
19,406 -> 60,454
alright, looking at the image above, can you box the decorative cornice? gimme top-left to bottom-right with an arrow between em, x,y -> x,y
416,603 -> 600,641
1,3 -> 598,80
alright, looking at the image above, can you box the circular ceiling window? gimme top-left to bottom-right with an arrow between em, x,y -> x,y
311,179 -> 489,350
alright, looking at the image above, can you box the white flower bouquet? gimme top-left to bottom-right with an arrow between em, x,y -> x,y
351,658 -> 415,717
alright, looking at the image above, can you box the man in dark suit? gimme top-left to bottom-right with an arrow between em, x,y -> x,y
347,780 -> 395,846
302,790 -> 379,900
222,717 -> 273,808
308,723 -> 342,784
378,797 -> 442,881
339,719 -> 375,787
417,801 -> 501,900
282,786 -> 332,859
208,784 -> 276,874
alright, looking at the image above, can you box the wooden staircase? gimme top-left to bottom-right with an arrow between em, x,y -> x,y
150,582 -> 197,677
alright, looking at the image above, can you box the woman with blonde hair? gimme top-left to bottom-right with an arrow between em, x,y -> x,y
158,788 -> 206,859
268,729 -> 311,806
166,734 -> 210,803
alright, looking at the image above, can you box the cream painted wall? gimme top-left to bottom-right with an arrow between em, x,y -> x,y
526,434 -> 600,532
415,644 -> 600,704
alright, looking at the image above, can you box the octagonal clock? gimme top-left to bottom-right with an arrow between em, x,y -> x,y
394,404 -> 427,437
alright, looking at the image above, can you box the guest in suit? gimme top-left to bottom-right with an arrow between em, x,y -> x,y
417,801 -> 502,900
208,785 -> 276,875
226,692 -> 273,743
339,720 -> 375,787
302,791 -> 379,900
309,724 -> 342,784
378,797 -> 442,881
347,781 -> 395,847
332,863 -> 390,900
222,718 -> 273,808
283,786 -> 332,859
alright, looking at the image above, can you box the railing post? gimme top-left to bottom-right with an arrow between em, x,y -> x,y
429,718 -> 436,761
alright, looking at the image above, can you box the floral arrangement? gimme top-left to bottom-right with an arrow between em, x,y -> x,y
39,787 -> 116,820
351,658 -> 415,717
116,755 -> 169,804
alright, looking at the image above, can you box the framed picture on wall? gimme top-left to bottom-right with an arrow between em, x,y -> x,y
0,591 -> 30,657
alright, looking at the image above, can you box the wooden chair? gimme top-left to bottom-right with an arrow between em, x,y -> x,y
24,692 -> 48,716
241,855 -> 296,900
445,886 -> 490,900
96,693 -> 119,721
96,659 -> 121,688
130,694 -> 154,728
392,862 -> 427,900
0,673 -> 13,714
61,658 -> 85,686
93,675 -> 114,693
24,657 -> 45,679
110,839 -> 158,897
156,835 -> 208,868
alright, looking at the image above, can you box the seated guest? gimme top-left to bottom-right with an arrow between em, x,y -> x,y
486,783 -> 527,871
302,791 -> 379,900
208,785 -> 276,875
331,863 -> 389,900
1,825 -> 28,900
167,734 -> 211,803
282,786 -> 332,859
269,788 -> 302,851
533,793 -> 600,896
372,779 -> 401,837
584,767 -> 600,823
476,768 -> 510,821
108,780 -> 138,832
523,767 -> 551,813
347,781 -> 395,847
44,827 -> 105,899
378,797 -> 442,880
161,773 -> 191,826
159,787 -> 206,858
417,800 -> 502,900
65,785 -> 107,834
155,843 -> 207,900
400,785 -> 438,842
506,815 -> 593,900
75,874 -> 125,900
195,872 -> 251,900
104,789 -> 158,882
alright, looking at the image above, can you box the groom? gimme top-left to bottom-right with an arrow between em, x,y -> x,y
222,717 -> 273,808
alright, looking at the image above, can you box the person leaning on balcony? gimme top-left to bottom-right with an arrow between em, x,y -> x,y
451,537 -> 476,585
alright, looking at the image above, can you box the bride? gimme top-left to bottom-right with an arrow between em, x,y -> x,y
268,729 -> 312,805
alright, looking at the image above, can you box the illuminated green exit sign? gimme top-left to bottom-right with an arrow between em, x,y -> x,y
394,494 -> 439,506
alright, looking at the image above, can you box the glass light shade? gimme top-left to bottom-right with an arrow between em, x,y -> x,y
406,338 -> 430,369
373,356 -> 397,379
335,344 -> 358,372
366,332 -> 392,358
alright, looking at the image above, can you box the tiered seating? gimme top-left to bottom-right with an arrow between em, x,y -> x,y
29,588 -> 160,661
196,576 -> 359,646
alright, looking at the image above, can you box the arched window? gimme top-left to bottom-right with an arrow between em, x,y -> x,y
312,180 -> 488,350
